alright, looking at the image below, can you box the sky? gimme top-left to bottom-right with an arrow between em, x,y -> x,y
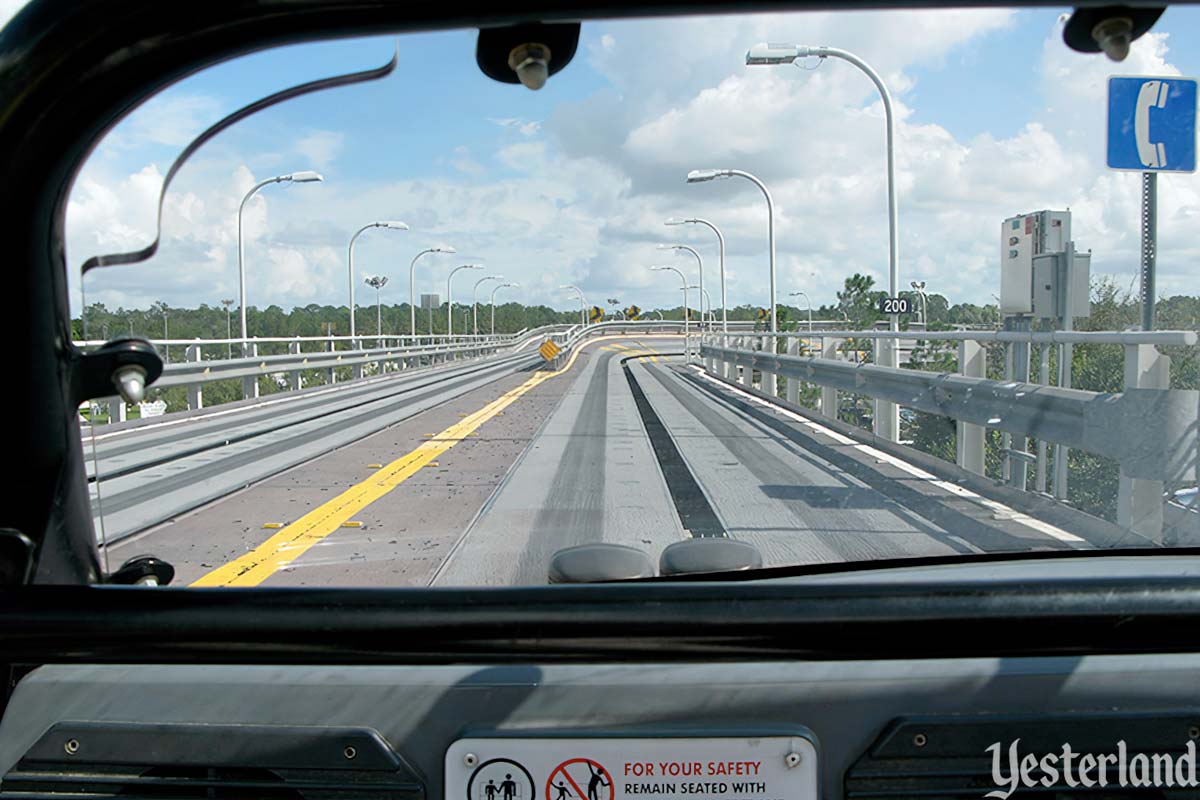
5,1 -> 1200,315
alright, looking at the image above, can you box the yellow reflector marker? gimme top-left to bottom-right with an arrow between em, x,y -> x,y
262,522 -> 286,529
341,521 -> 364,528
367,463 -> 383,469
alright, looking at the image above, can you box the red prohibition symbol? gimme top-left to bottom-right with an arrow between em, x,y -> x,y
546,758 -> 614,800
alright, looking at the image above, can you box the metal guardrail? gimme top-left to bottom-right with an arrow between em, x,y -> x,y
701,331 -> 1200,542
153,340 -> 510,388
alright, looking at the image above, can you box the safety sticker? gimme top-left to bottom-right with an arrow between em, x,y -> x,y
445,736 -> 817,800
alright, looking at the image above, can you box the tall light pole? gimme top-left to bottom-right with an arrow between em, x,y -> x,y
472,274 -> 503,336
490,282 -> 519,337
364,275 -> 389,338
789,290 -> 814,333
560,284 -> 586,327
237,170 -> 323,353
686,169 -> 775,334
910,280 -> 927,324
650,265 -> 690,361
220,299 -> 234,359
746,43 -> 898,332
699,287 -> 713,325
666,217 -> 727,332
447,264 -> 484,335
347,220 -> 408,341
658,243 -> 706,331
409,246 -> 456,337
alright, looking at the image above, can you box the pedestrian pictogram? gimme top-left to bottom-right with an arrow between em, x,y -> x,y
468,759 -> 535,800
545,759 -> 613,800
539,340 -> 561,361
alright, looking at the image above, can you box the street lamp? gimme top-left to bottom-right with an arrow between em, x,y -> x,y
364,275 -> 389,339
666,217 -> 727,332
789,290 -> 814,333
695,287 -> 713,327
237,170 -> 323,352
447,264 -> 484,335
746,43 -> 898,332
220,299 -> 234,359
490,282 -> 519,337
658,243 -> 706,332
686,168 -> 776,334
910,280 -> 928,324
409,245 -> 456,337
347,220 -> 408,341
650,265 -> 691,361
560,284 -> 586,327
472,274 -> 503,336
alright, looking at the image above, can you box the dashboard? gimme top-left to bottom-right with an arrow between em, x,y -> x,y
1,654 -> 1197,800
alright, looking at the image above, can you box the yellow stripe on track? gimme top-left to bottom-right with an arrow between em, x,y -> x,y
191,345 -> 590,587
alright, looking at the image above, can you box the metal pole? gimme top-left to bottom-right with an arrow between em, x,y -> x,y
446,265 -> 481,337
660,265 -> 689,361
728,171 -> 776,335
1036,343 -> 1050,493
376,286 -> 382,337
1054,241 -> 1075,501
347,223 -> 376,342
815,48 -> 898,330
698,219 -> 728,333
237,177 -> 277,354
1140,171 -> 1157,331
677,244 -> 705,332
473,275 -> 501,337
409,249 -> 435,338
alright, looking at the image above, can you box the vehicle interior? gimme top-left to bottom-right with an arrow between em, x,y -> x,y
2,0 -> 1200,798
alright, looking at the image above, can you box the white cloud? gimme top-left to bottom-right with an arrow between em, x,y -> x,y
489,117 -> 542,137
65,11 -> 1200,316
293,130 -> 345,170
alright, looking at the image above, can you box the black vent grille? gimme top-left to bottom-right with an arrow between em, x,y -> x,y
846,714 -> 1200,800
0,723 -> 423,800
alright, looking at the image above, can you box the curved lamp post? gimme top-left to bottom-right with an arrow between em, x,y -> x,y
409,246 -> 456,337
446,264 -> 484,336
347,220 -> 408,341
666,217 -> 727,332
490,282 -> 519,337
237,170 -> 323,351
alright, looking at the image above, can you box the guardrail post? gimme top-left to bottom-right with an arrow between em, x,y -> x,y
737,336 -> 749,386
785,336 -> 800,404
351,338 -> 364,381
326,337 -> 337,385
288,341 -> 302,391
819,338 -> 840,419
185,343 -> 203,410
1118,344 -> 1170,541
761,334 -> 778,398
704,335 -> 715,372
956,340 -> 986,475
241,342 -> 259,400
107,397 -> 127,424
873,338 -> 899,442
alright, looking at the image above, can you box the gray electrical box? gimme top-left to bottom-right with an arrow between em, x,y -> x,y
1031,251 -> 1091,320
1000,210 -> 1071,314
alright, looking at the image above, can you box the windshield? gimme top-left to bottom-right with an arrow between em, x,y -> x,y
55,6 -> 1200,587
